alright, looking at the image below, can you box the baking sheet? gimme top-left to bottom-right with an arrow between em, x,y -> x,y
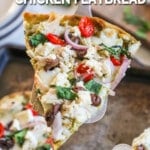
0,47 -> 149,149
0,48 -> 33,98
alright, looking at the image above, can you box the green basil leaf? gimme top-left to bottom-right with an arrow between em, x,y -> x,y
100,44 -> 131,59
36,144 -> 51,150
14,129 -> 27,146
85,80 -> 102,95
56,86 -> 77,100
123,6 -> 150,37
29,33 -> 47,47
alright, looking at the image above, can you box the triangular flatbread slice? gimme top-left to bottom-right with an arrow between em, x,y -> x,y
23,12 -> 140,149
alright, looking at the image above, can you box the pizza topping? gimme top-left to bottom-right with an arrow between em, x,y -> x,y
76,63 -> 94,82
111,58 -> 131,90
14,129 -> 27,146
56,86 -> 77,100
44,58 -> 59,71
0,123 -> 4,138
0,138 -> 14,149
79,17 -> 95,37
76,49 -> 87,59
64,29 -> 88,50
46,33 -> 66,46
25,103 -> 38,116
91,94 -> 101,106
29,33 -> 47,47
85,80 -> 102,95
36,144 -> 51,150
45,104 -> 61,126
110,55 -> 125,66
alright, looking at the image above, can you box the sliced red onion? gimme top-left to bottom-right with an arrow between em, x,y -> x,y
86,96 -> 108,123
64,29 -> 88,51
52,112 -> 63,140
111,59 -> 131,90
112,144 -> 132,150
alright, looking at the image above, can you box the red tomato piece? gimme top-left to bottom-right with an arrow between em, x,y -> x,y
82,73 -> 94,82
0,123 -> 4,138
46,137 -> 54,150
76,63 -> 94,82
46,33 -> 66,46
76,63 -> 91,74
110,55 -> 125,66
25,103 -> 38,116
79,17 -> 94,37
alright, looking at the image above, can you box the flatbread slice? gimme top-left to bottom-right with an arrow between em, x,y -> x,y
132,128 -> 150,150
23,12 -> 140,149
0,92 -> 53,150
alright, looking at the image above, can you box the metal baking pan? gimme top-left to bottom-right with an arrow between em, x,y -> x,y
0,47 -> 33,98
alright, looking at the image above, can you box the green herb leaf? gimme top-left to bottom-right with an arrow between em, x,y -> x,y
29,33 -> 47,47
36,144 -> 51,150
69,78 -> 77,86
135,29 -> 147,39
123,6 -> 150,39
56,86 -> 77,100
85,80 -> 102,95
100,44 -> 130,59
14,129 -> 27,146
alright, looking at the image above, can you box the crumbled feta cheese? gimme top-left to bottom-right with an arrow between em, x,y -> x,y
71,26 -> 81,37
41,90 -> 63,105
128,41 -> 141,56
56,72 -> 71,87
10,119 -> 21,131
85,46 -> 100,60
35,43 -> 58,57
78,91 -> 92,105
100,28 -> 123,47
40,19 -> 65,35
38,68 -> 60,88
23,131 -> 38,149
15,110 -> 34,126
85,59 -> 103,77
59,46 -> 76,72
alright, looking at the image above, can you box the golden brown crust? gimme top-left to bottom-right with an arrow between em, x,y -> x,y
31,82 -> 44,115
23,12 -> 137,42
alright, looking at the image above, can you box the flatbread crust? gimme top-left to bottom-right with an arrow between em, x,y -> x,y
23,12 -> 140,150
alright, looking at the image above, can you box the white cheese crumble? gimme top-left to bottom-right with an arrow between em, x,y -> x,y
35,42 -> 58,57
55,72 -> 70,87
14,110 -> 34,126
100,28 -> 123,47
128,41 -> 141,56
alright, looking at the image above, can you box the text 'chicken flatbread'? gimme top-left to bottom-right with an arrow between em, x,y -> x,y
23,12 -> 140,149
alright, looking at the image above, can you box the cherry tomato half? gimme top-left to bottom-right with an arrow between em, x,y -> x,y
0,123 -> 4,138
82,73 -> 94,82
76,63 -> 91,74
76,63 -> 94,82
25,103 -> 38,116
46,33 -> 66,46
46,137 -> 54,150
79,17 -> 94,37
110,55 -> 125,66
